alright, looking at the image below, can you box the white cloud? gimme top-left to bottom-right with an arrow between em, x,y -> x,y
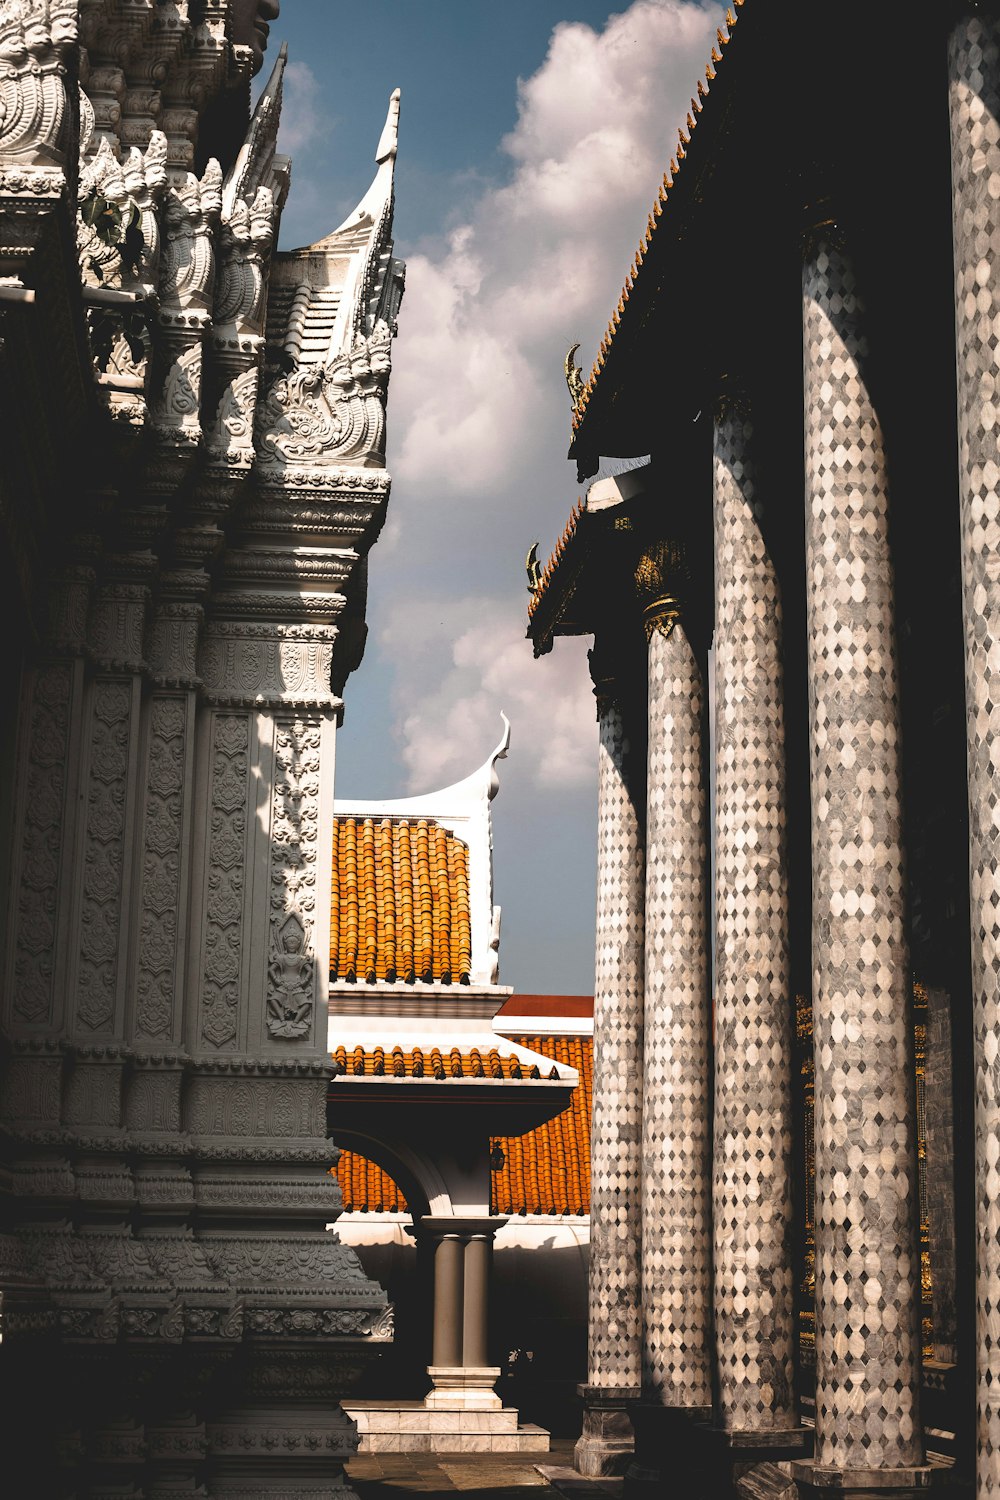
377,1 -> 723,795
379,597 -> 596,795
277,61 -> 329,155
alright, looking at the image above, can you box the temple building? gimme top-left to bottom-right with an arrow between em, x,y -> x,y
0,3 -> 407,1494
528,4 -> 998,1497
321,724 -> 591,1450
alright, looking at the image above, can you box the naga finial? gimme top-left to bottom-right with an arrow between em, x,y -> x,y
526,541 -> 542,592
564,343 -> 586,405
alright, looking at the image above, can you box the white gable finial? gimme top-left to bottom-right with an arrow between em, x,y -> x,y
376,88 -> 400,165
487,712 -> 511,801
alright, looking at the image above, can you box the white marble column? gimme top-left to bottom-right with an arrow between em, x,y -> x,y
576,640 -> 645,1478
791,232 -> 928,1499
948,15 -> 1000,1496
712,393 -> 799,1444
636,549 -> 713,1417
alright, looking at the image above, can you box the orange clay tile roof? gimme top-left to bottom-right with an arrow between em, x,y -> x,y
333,1036 -> 593,1217
330,1045 -> 557,1080
330,816 -> 472,985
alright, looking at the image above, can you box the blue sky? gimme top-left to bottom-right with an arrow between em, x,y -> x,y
261,2 -> 724,994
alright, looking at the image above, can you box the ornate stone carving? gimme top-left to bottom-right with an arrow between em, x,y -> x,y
243,1307 -> 373,1338
148,600 -> 202,687
206,364 -> 259,466
266,720 -> 321,1040
194,1177 -> 339,1211
200,715 -> 249,1048
1,1052 -> 63,1124
0,1 -> 78,167
77,130 -> 167,292
214,185 -> 275,350
185,1075 -> 323,1138
159,159 -> 222,317
62,1061 -> 123,1128
135,696 -> 186,1040
151,156 -> 222,438
10,664 -> 72,1026
126,1068 -> 183,1134
75,680 -> 133,1033
88,582 -> 148,673
152,340 -> 203,441
199,624 -> 337,708
203,1234 -> 371,1289
257,320 -> 393,471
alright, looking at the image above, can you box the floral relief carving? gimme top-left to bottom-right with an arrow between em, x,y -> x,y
198,627 -> 336,708
266,720 -> 321,1039
200,715 -> 249,1049
257,320 -> 392,470
186,1077 -> 321,1138
135,697 -> 186,1040
76,681 -> 132,1033
12,664 -> 71,1025
88,585 -> 147,673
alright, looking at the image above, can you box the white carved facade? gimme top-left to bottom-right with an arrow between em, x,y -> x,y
0,4 -> 406,1495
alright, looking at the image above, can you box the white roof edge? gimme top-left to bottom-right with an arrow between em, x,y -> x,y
334,712 -> 511,819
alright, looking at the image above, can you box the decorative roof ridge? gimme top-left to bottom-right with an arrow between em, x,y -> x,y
527,499 -> 585,623
570,0 -> 745,437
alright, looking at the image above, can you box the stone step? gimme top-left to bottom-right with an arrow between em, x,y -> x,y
343,1402 -> 550,1453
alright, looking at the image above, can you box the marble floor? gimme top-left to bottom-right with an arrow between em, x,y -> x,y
347,1440 -> 623,1499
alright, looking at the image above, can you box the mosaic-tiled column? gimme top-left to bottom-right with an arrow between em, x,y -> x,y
633,544 -> 713,1445
791,234 -> 928,1498
576,641 -> 645,1478
949,17 -> 1000,1493
712,395 -> 799,1442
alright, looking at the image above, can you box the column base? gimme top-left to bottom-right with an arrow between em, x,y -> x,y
425,1366 -> 502,1410
790,1461 -> 933,1498
574,1385 -> 640,1477
623,1401 -> 713,1498
698,1428 -> 812,1500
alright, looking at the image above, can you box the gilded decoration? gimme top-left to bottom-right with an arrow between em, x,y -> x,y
634,536 -> 688,641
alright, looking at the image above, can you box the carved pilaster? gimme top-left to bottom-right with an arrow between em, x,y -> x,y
4,659 -> 83,1033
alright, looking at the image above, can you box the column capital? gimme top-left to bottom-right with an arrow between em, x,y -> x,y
713,371 -> 752,424
415,1215 -> 508,1240
634,535 -> 690,642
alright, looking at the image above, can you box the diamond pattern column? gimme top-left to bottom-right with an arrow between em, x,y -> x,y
575,643 -> 645,1478
948,16 -> 1000,1495
792,235 -> 929,1497
712,397 -> 798,1438
636,544 -> 713,1415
